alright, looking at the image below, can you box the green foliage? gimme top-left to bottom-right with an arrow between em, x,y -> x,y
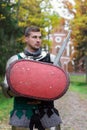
0,0 -> 24,75
71,15 -> 87,60
70,0 -> 87,64
42,39 -> 52,51
17,0 -> 60,36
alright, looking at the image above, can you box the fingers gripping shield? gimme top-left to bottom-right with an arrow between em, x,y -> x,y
6,60 -> 69,100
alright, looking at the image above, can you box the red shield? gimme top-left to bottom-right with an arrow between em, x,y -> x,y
6,60 -> 69,100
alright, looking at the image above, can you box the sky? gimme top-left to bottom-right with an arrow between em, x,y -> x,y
10,0 -> 75,20
50,0 -> 75,20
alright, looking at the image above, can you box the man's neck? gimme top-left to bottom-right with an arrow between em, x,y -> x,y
26,47 -> 37,53
24,47 -> 41,56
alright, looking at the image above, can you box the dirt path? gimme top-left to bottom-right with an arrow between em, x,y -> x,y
0,91 -> 87,130
55,91 -> 87,130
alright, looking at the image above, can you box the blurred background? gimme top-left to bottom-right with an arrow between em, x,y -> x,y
0,0 -> 87,130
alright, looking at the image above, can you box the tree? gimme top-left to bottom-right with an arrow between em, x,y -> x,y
0,0 -> 23,74
70,0 -> 87,82
16,0 -> 60,33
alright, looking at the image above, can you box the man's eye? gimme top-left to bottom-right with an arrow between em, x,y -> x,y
39,36 -> 42,39
32,36 -> 42,39
33,36 -> 37,39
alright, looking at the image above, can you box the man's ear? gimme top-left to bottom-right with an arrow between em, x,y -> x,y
25,36 -> 28,42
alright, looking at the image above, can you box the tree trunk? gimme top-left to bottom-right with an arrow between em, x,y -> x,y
17,0 -> 20,19
85,55 -> 87,83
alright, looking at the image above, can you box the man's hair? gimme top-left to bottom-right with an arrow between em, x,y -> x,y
24,26 -> 41,37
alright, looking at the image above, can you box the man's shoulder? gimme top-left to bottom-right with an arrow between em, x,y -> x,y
9,52 -> 25,60
8,55 -> 18,62
6,54 -> 18,69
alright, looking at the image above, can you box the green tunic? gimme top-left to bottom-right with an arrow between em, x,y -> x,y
10,54 -> 38,119
10,97 -> 38,119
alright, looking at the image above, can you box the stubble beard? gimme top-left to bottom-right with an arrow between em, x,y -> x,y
27,44 -> 40,52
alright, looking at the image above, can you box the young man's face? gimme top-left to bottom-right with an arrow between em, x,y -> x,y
25,31 -> 42,52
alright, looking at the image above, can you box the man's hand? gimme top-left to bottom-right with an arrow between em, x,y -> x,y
0,82 -> 16,98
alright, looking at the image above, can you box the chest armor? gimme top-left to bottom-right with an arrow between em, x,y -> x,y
17,52 -> 52,64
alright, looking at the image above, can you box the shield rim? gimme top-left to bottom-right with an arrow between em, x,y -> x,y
6,59 -> 70,100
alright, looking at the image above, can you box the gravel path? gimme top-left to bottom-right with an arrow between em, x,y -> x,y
0,91 -> 87,130
55,91 -> 87,130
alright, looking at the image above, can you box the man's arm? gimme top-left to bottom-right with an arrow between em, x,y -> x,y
1,55 -> 18,98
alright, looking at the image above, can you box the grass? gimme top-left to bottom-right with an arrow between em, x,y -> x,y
0,76 -> 13,121
69,74 -> 87,96
0,90 -> 13,121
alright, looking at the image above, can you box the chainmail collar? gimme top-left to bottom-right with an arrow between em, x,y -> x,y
24,48 -> 41,57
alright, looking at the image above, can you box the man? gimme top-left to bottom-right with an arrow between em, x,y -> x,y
2,26 -> 62,130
